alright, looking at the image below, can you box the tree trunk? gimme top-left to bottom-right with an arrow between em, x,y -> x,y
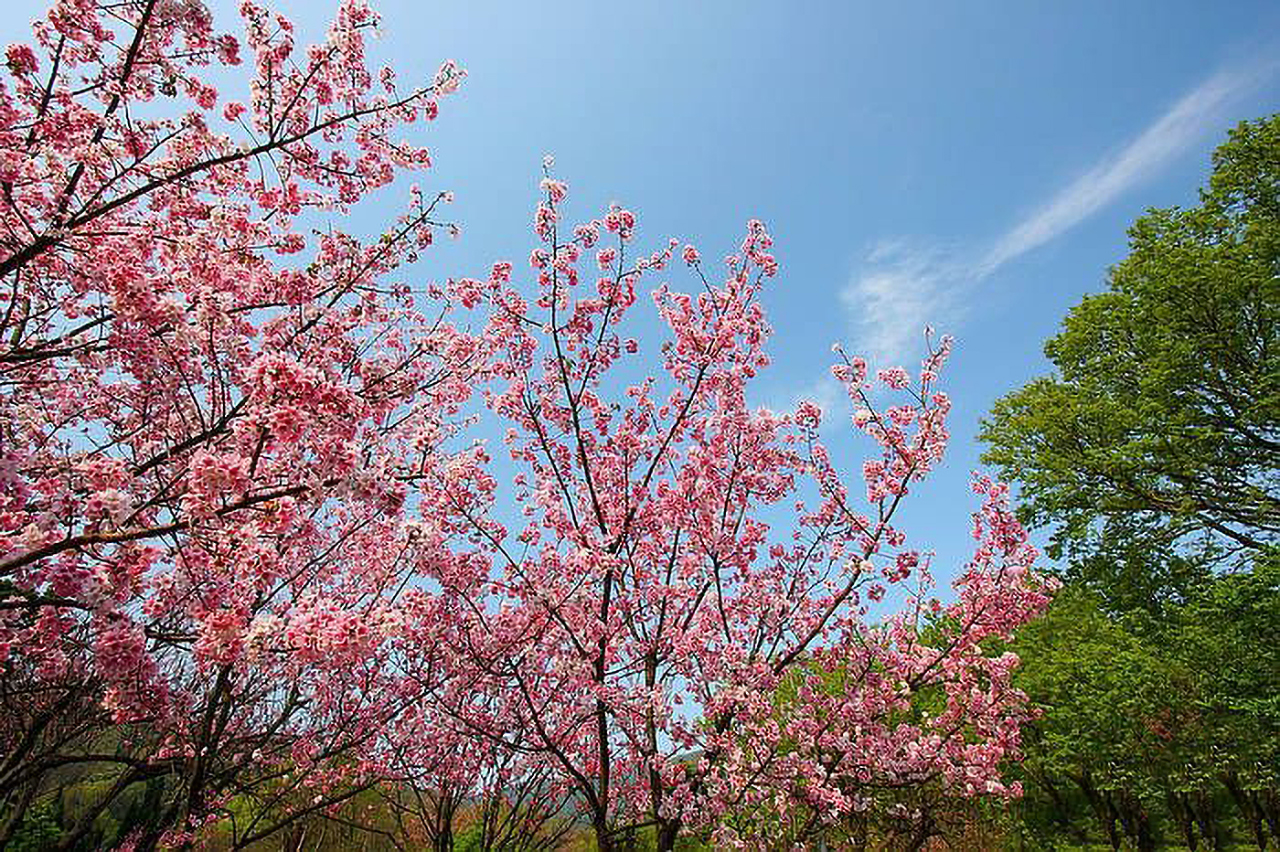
1224,772 -> 1268,850
904,815 -> 937,852
1193,789 -> 1223,851
0,780 -> 37,850
655,818 -> 681,852
1261,788 -> 1279,847
1114,790 -> 1155,852
1167,790 -> 1199,851
1031,770 -> 1089,842
594,817 -> 614,852
1135,806 -> 1156,852
1076,773 -> 1120,851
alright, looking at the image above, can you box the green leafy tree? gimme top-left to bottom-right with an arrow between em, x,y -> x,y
981,114 -> 1280,598
984,113 -> 1280,851
1004,556 -> 1280,851
1164,550 -> 1280,848
1008,588 -> 1191,851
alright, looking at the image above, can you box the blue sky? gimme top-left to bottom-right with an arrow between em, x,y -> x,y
7,0 -> 1279,584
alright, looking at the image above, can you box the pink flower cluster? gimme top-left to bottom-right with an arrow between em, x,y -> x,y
396,173 -> 1053,845
0,1 -> 1052,846
0,0 -> 483,842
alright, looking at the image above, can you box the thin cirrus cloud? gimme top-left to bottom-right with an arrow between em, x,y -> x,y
841,59 -> 1274,365
839,239 -> 966,369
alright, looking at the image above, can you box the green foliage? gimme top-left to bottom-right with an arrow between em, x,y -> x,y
453,821 -> 485,852
4,800 -> 62,852
981,114 -> 1280,591
981,114 -> 1280,851
1006,589 -> 1183,848
1014,587 -> 1186,786
1164,550 -> 1280,800
1002,559 -> 1280,850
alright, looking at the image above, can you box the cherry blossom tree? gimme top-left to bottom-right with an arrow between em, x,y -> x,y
2,1 -> 1054,849
411,172 -> 1056,851
0,0 -> 478,847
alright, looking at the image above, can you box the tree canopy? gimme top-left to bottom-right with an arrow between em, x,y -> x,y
0,2 -> 1053,849
982,114 -> 1280,593
984,115 -> 1280,851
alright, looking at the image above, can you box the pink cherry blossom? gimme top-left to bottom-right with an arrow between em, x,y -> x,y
0,3 -> 1052,848
0,0 -> 482,845
401,173 -> 1053,850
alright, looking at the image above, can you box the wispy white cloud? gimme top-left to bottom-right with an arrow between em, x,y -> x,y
977,67 -> 1266,276
841,240 -> 967,364
841,58 -> 1273,364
